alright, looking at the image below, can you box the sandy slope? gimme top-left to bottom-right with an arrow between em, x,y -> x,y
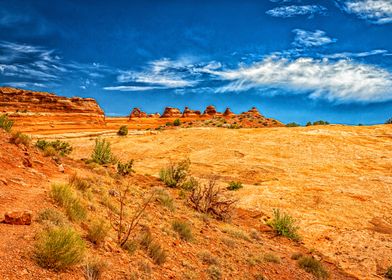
63,125 -> 392,279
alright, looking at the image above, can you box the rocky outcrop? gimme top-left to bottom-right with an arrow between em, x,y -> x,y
0,87 -> 105,130
203,105 -> 221,117
3,210 -> 32,225
241,107 -> 263,117
182,107 -> 201,118
161,107 -> 182,118
148,113 -> 161,118
223,107 -> 235,117
129,107 -> 147,118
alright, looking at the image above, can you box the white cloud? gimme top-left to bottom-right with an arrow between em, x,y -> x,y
103,86 -> 162,91
292,29 -> 337,47
216,56 -> 392,103
341,0 -> 392,24
266,5 -> 327,18
323,49 -> 388,58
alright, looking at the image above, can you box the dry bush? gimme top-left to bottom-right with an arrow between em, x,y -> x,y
0,114 -> 14,132
386,267 -> 392,279
188,178 -> 236,220
159,159 -> 190,188
9,131 -> 31,146
198,250 -> 219,265
37,208 -> 67,227
172,220 -> 193,241
83,257 -> 107,280
87,219 -> 109,245
34,227 -> 85,270
50,184 -> 87,221
69,174 -> 92,191
109,184 -> 154,247
139,231 -> 167,265
263,253 -> 281,263
297,256 -> 329,279
117,159 -> 135,176
156,189 -> 175,211
206,265 -> 221,280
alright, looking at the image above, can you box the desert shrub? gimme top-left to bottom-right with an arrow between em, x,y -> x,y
156,189 -> 175,211
172,220 -> 193,241
0,114 -> 13,132
189,179 -> 236,221
291,252 -> 304,260
207,265 -> 221,280
117,125 -> 128,136
83,257 -> 107,280
37,208 -> 67,227
36,139 -> 72,156
306,121 -> 312,126
182,176 -> 199,191
9,131 -> 31,146
312,120 -> 329,125
386,267 -> 392,279
298,256 -> 328,279
139,231 -> 167,265
267,209 -> 300,241
198,250 -> 219,265
34,227 -> 85,270
159,159 -> 190,188
227,181 -> 243,191
173,119 -> 181,126
69,174 -> 91,191
263,253 -> 281,263
50,184 -> 87,221
286,122 -> 300,127
122,240 -> 138,255
222,226 -> 250,241
43,146 -> 57,157
91,138 -> 112,165
87,219 -> 109,245
165,122 -> 173,126
386,118 -> 392,125
117,159 -> 135,176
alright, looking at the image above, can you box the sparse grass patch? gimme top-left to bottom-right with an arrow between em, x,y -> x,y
159,159 -> 190,188
91,138 -> 112,165
69,174 -> 91,191
83,257 -> 107,280
221,237 -> 236,248
50,184 -> 87,221
172,220 -> 193,241
156,189 -> 175,211
139,231 -> 167,265
9,131 -> 31,146
298,256 -> 328,279
122,240 -> 138,255
36,139 -> 72,156
0,114 -> 13,132
87,219 -> 109,245
267,209 -> 300,241
34,227 -> 85,270
222,225 -> 250,241
206,265 -> 221,280
263,253 -> 281,263
227,181 -> 243,191
291,252 -> 303,260
37,208 -> 67,227
286,122 -> 300,127
198,250 -> 219,265
117,159 -> 135,176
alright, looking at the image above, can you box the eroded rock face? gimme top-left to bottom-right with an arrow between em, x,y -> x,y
182,107 -> 201,118
0,87 -> 105,128
203,105 -> 221,117
148,113 -> 161,118
223,107 -> 235,117
4,210 -> 32,225
129,107 -> 147,118
242,107 -> 262,117
161,107 -> 182,118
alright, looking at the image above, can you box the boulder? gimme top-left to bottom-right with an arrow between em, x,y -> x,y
4,210 -> 32,225
129,107 -> 147,118
161,107 -> 182,118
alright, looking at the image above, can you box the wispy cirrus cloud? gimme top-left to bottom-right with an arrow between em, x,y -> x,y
323,49 -> 388,58
340,0 -> 392,24
215,56 -> 392,103
266,5 -> 327,18
292,29 -> 337,48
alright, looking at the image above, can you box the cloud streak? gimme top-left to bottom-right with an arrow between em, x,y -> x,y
292,29 -> 337,48
340,0 -> 392,24
266,5 -> 327,18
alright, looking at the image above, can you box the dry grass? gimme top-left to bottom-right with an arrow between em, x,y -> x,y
87,219 -> 109,245
172,220 -> 193,241
297,256 -> 329,279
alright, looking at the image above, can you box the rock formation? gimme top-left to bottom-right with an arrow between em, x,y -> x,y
129,107 -> 147,118
203,105 -> 221,117
161,107 -> 182,118
0,87 -> 105,131
182,107 -> 201,118
223,107 -> 235,117
241,107 -> 263,117
147,113 -> 160,118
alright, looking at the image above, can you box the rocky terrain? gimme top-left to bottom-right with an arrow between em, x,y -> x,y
0,87 -> 105,133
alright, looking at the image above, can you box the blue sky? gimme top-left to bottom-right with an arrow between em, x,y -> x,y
0,0 -> 391,124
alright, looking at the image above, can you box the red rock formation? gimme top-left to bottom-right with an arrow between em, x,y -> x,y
4,210 -> 32,225
223,107 -> 235,117
129,107 -> 147,118
161,107 -> 182,118
147,113 -> 161,118
203,105 -> 221,117
247,106 -> 262,117
0,87 -> 105,129
182,107 -> 201,118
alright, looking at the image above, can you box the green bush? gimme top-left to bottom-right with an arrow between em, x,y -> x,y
312,120 -> 329,125
37,208 -> 67,227
0,114 -> 13,132
173,119 -> 181,126
117,159 -> 135,176
87,219 -> 109,245
227,181 -> 243,191
36,139 -> 72,156
298,256 -> 329,279
172,220 -> 193,241
267,209 -> 300,241
286,122 -> 300,127
34,227 -> 85,270
50,184 -> 87,221
386,266 -> 392,279
91,138 -> 112,164
9,131 -> 31,146
117,125 -> 128,136
159,159 -> 190,188
306,122 -> 312,126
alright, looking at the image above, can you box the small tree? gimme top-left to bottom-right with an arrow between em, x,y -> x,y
117,125 -> 128,136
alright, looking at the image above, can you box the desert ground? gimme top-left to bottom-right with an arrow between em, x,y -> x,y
53,124 -> 392,279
